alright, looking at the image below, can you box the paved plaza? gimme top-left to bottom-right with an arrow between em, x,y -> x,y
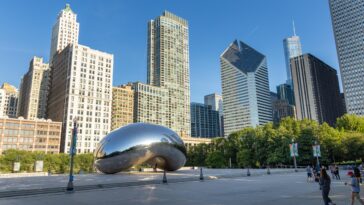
0,170 -> 360,205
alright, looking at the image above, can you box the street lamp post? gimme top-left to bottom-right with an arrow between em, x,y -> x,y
67,118 -> 78,192
314,141 -> 320,169
292,139 -> 298,172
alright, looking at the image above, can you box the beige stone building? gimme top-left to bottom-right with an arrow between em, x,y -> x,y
18,56 -> 50,119
111,85 -> 134,130
181,135 -> 212,150
0,117 -> 61,154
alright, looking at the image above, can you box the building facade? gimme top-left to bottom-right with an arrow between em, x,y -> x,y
47,44 -> 113,153
147,11 -> 191,137
221,40 -> 272,137
111,85 -> 134,131
204,93 -> 224,137
276,83 -> 295,105
291,54 -> 344,126
0,117 -> 61,154
0,83 -> 18,118
18,57 -> 50,119
272,99 -> 296,124
190,102 -> 220,138
329,0 -> 364,115
132,82 -> 169,127
49,4 -> 79,62
283,22 -> 303,86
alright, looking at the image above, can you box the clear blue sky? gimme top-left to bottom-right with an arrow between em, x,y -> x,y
0,0 -> 339,103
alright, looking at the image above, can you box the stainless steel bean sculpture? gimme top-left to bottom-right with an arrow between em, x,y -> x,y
94,123 -> 187,174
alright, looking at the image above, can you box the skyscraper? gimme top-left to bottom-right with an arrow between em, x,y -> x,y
283,21 -> 302,86
204,93 -> 224,137
204,93 -> 223,116
220,40 -> 272,137
190,102 -> 220,138
111,84 -> 134,131
271,91 -> 295,124
291,54 -> 344,126
49,4 -> 79,62
18,56 -> 50,119
48,44 -> 113,153
0,83 -> 18,118
47,5 -> 113,154
329,0 -> 364,115
276,84 -> 295,105
147,11 -> 191,136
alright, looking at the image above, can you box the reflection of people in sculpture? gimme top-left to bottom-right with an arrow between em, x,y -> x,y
154,163 -> 157,172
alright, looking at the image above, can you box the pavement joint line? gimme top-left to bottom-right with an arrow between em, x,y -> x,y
0,169 -> 302,199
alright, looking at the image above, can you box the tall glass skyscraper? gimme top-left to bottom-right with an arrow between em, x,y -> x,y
190,102 -> 220,138
220,40 -> 272,137
147,11 -> 191,136
329,0 -> 364,115
283,22 -> 302,86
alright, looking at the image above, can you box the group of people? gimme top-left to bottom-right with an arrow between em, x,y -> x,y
307,165 -> 364,205
306,165 -> 341,183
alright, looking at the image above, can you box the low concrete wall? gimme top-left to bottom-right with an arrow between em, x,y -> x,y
0,172 -> 49,178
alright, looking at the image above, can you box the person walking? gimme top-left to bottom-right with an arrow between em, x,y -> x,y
345,170 -> 364,205
307,165 -> 313,182
334,165 -> 341,180
320,168 -> 336,205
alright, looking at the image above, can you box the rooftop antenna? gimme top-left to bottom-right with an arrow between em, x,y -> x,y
292,19 -> 297,36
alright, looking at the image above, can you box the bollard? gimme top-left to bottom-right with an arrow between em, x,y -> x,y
247,168 -> 251,176
162,170 -> 167,184
267,166 -> 271,175
199,167 -> 204,181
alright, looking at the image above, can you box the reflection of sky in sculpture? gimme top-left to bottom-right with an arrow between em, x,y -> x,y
94,123 -> 186,174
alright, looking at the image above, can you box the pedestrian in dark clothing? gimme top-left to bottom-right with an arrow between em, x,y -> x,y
334,165 -> 341,180
320,168 -> 336,205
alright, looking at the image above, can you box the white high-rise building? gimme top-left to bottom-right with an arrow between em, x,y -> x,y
329,0 -> 364,115
49,4 -> 79,62
147,11 -> 191,137
283,21 -> 302,86
220,40 -> 272,137
48,44 -> 113,153
0,83 -> 18,118
18,56 -> 50,119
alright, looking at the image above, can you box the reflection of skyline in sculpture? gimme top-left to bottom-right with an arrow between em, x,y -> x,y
94,123 -> 187,174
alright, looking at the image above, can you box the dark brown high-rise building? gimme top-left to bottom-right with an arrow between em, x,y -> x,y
290,54 -> 344,126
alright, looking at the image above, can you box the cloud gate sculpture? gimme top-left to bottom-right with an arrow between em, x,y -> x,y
94,123 -> 187,174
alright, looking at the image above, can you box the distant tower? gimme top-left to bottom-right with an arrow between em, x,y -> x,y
283,21 -> 302,86
220,40 -> 272,137
49,4 -> 79,62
